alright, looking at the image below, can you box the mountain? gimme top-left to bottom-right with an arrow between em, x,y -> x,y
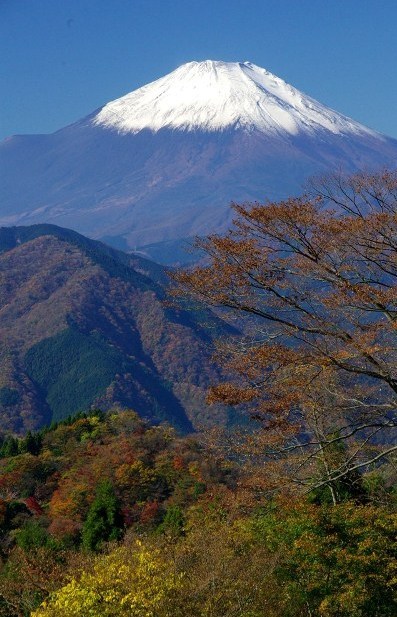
1,60 -> 397,263
0,224 -> 233,434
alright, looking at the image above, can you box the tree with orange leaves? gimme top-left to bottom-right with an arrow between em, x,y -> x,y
173,170 -> 397,501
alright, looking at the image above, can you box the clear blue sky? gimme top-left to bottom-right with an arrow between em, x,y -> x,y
1,0 -> 397,140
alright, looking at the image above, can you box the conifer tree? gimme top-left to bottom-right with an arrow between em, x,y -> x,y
81,480 -> 123,551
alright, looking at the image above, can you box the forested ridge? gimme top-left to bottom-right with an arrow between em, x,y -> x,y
0,225 -> 232,433
0,407 -> 395,617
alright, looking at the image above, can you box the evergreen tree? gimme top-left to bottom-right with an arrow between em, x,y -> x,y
0,435 -> 19,457
19,431 -> 42,456
158,505 -> 185,537
81,480 -> 123,551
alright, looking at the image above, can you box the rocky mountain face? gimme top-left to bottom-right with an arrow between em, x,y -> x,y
1,61 -> 397,264
0,224 -> 232,434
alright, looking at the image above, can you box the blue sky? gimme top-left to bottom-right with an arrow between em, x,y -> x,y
1,0 -> 397,140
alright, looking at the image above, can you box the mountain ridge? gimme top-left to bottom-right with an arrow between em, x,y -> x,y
0,224 -> 233,433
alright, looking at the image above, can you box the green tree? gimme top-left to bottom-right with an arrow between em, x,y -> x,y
15,520 -> 50,551
252,499 -> 397,616
158,505 -> 185,537
19,431 -> 42,456
81,480 -> 123,551
0,436 -> 19,457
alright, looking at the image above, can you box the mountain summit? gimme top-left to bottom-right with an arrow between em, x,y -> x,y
1,60 -> 397,263
94,60 -> 377,137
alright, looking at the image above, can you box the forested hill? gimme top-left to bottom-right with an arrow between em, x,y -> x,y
0,407 -> 395,617
0,224 -> 232,434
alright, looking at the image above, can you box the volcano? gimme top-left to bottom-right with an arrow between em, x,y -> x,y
1,60 -> 397,263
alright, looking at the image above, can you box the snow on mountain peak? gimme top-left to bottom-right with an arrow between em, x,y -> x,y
94,60 -> 376,137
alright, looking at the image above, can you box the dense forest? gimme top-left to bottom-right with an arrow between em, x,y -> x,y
0,407 -> 395,617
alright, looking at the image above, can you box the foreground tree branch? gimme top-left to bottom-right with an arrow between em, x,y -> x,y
172,170 -> 397,497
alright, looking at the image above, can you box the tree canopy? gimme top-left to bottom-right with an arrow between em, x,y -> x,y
173,170 -> 397,498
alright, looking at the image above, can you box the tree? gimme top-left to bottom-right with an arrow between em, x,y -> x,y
20,431 -> 42,456
158,504 -> 185,537
31,541 -> 183,617
252,498 -> 397,616
0,436 -> 18,458
173,170 -> 397,498
81,480 -> 123,551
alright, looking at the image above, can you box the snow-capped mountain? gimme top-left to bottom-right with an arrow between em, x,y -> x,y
94,61 -> 376,137
1,60 -> 397,263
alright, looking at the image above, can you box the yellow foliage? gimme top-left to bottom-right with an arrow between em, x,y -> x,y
31,541 -> 182,617
115,460 -> 155,489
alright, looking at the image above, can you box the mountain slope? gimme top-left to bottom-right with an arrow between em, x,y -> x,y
1,61 -> 397,263
0,224 -> 231,433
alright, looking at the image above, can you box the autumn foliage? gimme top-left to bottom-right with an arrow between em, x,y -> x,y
173,170 -> 397,496
0,406 -> 395,616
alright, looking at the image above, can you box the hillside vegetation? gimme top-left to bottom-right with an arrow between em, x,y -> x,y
0,408 -> 395,617
0,224 -> 231,433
